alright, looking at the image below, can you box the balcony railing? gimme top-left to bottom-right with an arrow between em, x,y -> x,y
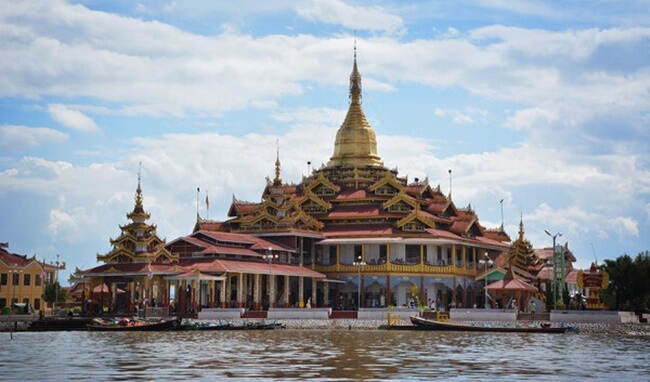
312,262 -> 479,276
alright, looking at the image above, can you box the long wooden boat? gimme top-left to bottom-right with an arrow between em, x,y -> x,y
87,317 -> 182,332
409,316 -> 567,333
187,322 -> 285,331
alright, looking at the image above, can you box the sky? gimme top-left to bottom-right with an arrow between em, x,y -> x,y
0,0 -> 648,284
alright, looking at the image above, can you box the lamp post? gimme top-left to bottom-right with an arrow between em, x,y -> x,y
545,230 -> 562,309
9,264 -> 23,314
53,253 -> 60,315
479,252 -> 493,309
263,248 -> 278,309
352,256 -> 366,310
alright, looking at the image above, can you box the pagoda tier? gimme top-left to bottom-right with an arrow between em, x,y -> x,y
217,53 -> 510,252
97,176 -> 178,264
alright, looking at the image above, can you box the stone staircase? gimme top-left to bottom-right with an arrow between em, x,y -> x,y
329,310 -> 358,319
518,312 -> 550,321
241,310 -> 268,319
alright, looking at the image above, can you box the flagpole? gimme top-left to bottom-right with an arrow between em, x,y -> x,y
206,191 -> 210,220
196,187 -> 200,220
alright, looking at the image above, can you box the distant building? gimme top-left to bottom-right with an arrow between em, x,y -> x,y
0,243 -> 60,313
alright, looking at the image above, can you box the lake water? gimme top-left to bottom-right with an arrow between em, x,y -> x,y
1,329 -> 648,381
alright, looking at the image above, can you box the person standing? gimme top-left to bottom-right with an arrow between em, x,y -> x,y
529,300 -> 536,319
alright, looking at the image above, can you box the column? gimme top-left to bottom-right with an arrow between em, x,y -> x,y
269,274 -> 275,308
311,279 -> 317,308
130,281 -> 136,313
253,274 -> 261,310
298,276 -> 304,307
237,273 -> 245,308
220,277 -> 228,308
284,276 -> 290,308
191,279 -> 197,312
110,283 -> 117,312
208,280 -> 215,308
323,281 -> 329,308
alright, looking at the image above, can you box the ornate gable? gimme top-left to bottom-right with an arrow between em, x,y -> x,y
304,172 -> 340,196
396,206 -> 437,232
382,191 -> 417,213
369,172 -> 404,196
298,190 -> 332,214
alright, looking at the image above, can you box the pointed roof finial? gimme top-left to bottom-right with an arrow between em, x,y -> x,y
274,139 -> 282,186
518,211 -> 525,240
448,169 -> 453,199
134,162 -> 144,212
350,40 -> 361,105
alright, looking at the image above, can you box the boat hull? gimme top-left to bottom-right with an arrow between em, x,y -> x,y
187,322 -> 285,331
88,318 -> 182,332
409,316 -> 567,333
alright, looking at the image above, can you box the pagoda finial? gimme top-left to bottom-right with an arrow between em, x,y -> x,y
350,40 -> 361,105
134,162 -> 144,212
327,43 -> 383,168
518,209 -> 524,240
274,139 -> 282,186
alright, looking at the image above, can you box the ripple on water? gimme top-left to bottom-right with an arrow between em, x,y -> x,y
0,329 -> 648,381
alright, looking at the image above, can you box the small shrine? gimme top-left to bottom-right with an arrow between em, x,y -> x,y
576,263 -> 609,310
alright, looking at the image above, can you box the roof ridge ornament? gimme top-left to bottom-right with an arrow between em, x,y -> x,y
274,139 -> 282,186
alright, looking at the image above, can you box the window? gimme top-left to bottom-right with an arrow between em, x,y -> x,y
34,298 -> 40,310
35,274 -> 42,286
24,274 -> 31,286
405,245 -> 420,264
12,273 -> 19,286
0,274 -> 6,286
0,298 -> 5,308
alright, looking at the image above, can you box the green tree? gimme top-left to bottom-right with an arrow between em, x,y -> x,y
545,280 -> 554,311
600,251 -> 650,313
42,281 -> 68,306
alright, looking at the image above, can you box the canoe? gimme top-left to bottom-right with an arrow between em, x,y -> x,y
409,316 -> 567,333
87,317 -> 182,332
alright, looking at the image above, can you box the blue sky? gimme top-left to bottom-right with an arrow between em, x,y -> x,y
1,0 -> 648,283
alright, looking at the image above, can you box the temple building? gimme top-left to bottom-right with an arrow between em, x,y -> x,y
196,50 -> 514,310
78,172 -> 324,314
78,51 -> 581,315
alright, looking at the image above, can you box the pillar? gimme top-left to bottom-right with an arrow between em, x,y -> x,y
208,280 -> 215,308
237,273 -> 245,308
311,279 -> 317,308
253,274 -> 261,310
220,277 -> 227,308
269,274 -> 275,308
323,281 -> 329,308
298,276 -> 304,307
130,281 -> 136,313
284,276 -> 290,308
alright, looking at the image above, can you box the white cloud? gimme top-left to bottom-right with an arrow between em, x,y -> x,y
295,0 -> 404,35
475,0 -> 560,18
0,125 -> 68,152
47,104 -> 101,134
434,108 -> 475,124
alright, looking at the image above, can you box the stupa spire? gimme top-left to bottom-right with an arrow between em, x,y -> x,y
328,44 -> 383,168
274,141 -> 282,186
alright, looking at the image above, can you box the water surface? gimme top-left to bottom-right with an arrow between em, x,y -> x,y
1,330 -> 648,381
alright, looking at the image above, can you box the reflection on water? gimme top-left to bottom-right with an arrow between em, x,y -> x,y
1,330 -> 648,381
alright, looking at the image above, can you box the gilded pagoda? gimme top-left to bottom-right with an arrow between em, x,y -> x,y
197,50 -> 514,310
79,50 -> 584,315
